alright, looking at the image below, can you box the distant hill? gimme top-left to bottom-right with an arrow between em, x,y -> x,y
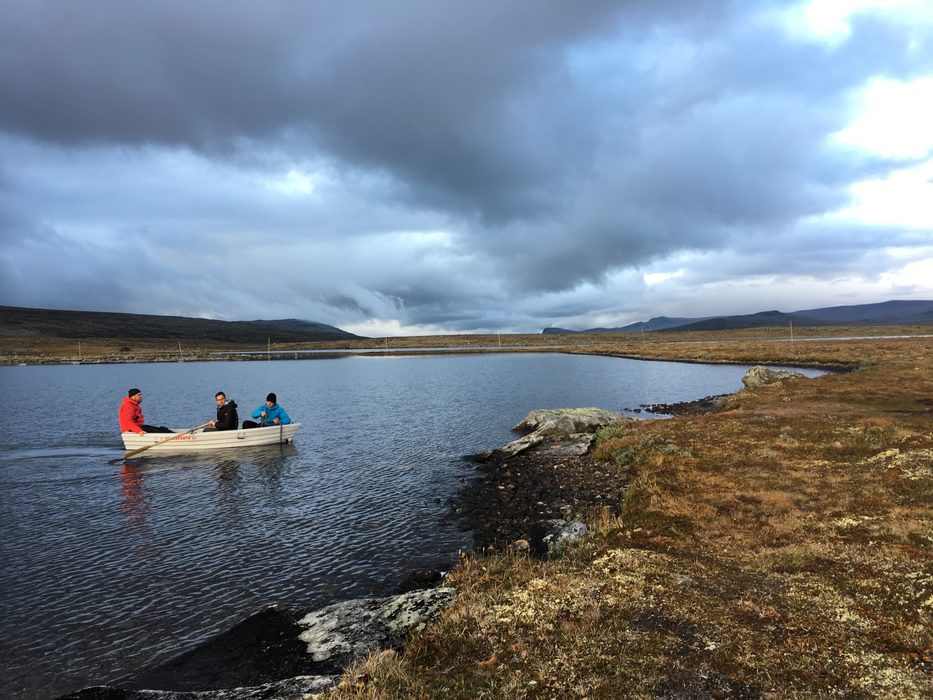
0,306 -> 361,343
667,310 -> 829,332
791,299 -> 933,325
542,300 -> 933,334
543,316 -> 714,335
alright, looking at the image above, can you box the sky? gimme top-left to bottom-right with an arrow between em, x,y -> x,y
1,0 -> 931,336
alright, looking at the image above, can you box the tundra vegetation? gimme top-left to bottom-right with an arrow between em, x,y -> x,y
2,325 -> 931,697
324,331 -> 932,698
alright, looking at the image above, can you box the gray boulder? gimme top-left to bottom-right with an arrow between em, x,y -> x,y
481,408 -> 627,461
513,407 -> 626,435
298,587 -> 456,665
741,365 -> 806,389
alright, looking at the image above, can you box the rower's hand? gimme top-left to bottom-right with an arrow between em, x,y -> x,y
260,411 -> 267,418
273,417 -> 280,424
209,420 -> 216,427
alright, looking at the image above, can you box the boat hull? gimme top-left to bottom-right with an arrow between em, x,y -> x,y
121,423 -> 301,453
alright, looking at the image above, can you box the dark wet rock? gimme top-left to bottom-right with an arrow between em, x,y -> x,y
59,589 -> 456,700
741,365 -> 806,389
395,566 -> 447,592
528,519 -> 589,559
121,606 -> 329,692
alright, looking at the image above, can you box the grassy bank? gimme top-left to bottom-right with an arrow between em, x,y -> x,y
325,334 -> 932,698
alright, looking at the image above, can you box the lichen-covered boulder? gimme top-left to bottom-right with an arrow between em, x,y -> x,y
467,408 -> 631,462
741,365 -> 806,389
297,587 -> 456,665
513,407 -> 626,436
471,408 -> 628,462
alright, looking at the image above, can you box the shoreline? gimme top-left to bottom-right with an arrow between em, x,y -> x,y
45,334 -> 933,696
331,335 -> 932,697
58,397 -> 739,697
60,414 -> 633,698
1,345 -> 857,375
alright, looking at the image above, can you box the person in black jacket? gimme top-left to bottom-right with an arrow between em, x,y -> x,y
208,391 -> 239,430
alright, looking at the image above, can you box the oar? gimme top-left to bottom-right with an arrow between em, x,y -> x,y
122,422 -> 212,459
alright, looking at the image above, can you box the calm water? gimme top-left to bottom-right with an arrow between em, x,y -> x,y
0,353 -> 822,698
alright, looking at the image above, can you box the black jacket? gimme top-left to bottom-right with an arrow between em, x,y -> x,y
215,400 -> 239,431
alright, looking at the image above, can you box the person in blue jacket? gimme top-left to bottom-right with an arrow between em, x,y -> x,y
243,392 -> 291,428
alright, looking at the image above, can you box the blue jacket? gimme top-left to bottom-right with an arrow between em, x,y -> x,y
251,402 -> 291,425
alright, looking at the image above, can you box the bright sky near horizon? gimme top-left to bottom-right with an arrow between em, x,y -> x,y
1,0 -> 931,335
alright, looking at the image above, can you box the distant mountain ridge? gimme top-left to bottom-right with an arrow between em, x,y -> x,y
0,306 -> 361,342
542,300 -> 933,334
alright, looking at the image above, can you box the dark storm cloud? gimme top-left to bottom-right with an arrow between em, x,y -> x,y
0,1 -> 737,221
0,221 -> 157,309
479,9 -> 932,292
0,1 -> 930,331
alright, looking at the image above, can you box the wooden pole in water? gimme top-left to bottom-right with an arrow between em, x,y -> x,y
790,321 -> 794,342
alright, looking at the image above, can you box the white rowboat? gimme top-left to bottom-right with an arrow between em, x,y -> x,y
121,423 -> 301,453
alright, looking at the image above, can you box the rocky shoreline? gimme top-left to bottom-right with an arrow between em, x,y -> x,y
63,589 -> 458,699
61,387 -> 759,699
40,333 -> 932,697
451,408 -> 636,554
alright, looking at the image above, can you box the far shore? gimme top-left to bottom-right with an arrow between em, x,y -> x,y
2,324 -> 930,367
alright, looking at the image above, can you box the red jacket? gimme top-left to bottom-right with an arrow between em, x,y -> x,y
119,396 -> 145,433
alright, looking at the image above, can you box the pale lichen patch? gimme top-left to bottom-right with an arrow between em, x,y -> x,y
863,448 -> 933,481
843,650 -> 927,698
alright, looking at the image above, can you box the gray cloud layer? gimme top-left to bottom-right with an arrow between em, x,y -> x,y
1,1 -> 931,332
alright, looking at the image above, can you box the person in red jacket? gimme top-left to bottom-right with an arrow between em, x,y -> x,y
119,388 -> 173,434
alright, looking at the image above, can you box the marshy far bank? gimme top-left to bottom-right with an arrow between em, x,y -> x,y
1,321 -> 931,366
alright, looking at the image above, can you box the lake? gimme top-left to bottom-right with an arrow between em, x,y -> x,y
0,353 -> 823,698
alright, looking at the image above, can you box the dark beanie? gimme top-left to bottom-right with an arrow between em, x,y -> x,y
266,392 -> 277,403
128,388 -> 141,397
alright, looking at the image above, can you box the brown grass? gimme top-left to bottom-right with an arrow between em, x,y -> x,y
322,331 -> 932,698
